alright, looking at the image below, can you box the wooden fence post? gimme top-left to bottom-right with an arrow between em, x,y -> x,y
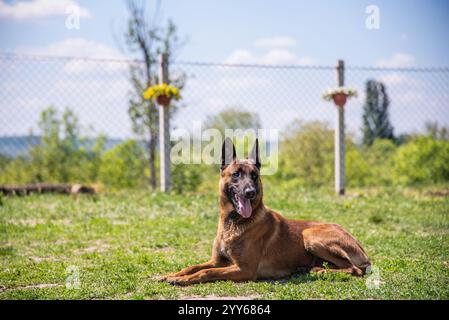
335,60 -> 345,195
159,53 -> 171,192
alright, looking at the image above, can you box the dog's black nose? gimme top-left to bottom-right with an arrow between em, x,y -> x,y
244,188 -> 256,199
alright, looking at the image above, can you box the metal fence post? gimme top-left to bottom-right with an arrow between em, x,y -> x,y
335,60 -> 345,195
159,53 -> 171,192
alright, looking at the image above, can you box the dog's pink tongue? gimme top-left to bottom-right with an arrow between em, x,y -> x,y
237,195 -> 252,218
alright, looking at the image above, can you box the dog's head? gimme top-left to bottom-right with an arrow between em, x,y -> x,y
219,138 -> 263,219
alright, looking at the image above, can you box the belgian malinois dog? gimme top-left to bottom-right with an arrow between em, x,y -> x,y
161,138 -> 371,285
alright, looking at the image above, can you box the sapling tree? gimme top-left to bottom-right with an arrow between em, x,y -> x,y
123,0 -> 184,189
362,79 -> 395,146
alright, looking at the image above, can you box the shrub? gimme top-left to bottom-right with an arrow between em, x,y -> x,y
346,143 -> 371,187
203,107 -> 261,136
347,139 -> 397,187
0,107 -> 105,184
279,120 -> 334,186
0,156 -> 33,184
98,140 -> 146,189
392,136 -> 449,185
172,164 -> 203,194
365,139 -> 396,185
277,120 -> 400,188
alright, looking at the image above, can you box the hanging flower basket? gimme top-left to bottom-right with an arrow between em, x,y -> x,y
143,83 -> 181,107
322,87 -> 357,108
156,95 -> 171,107
332,93 -> 347,107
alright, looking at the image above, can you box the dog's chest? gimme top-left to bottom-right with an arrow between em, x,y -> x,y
219,239 -> 230,258
219,232 -> 242,260
219,236 -> 238,259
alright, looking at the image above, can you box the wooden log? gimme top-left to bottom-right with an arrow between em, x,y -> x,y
0,183 -> 95,196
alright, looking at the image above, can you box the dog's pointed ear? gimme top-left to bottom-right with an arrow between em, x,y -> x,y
249,138 -> 261,170
221,137 -> 236,170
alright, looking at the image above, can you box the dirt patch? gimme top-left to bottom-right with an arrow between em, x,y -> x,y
111,220 -> 128,226
152,247 -> 175,253
180,294 -> 260,300
7,218 -> 46,227
0,283 -> 61,293
424,189 -> 449,197
29,256 -> 60,263
54,219 -> 73,226
74,240 -> 110,255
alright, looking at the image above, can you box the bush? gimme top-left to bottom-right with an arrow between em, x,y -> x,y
365,139 -> 396,185
347,139 -> 396,187
346,143 -> 371,187
98,140 -> 146,189
172,164 -> 203,194
392,136 -> 449,185
204,107 -> 261,135
0,156 -> 33,184
279,120 -> 334,186
278,120 -> 393,188
0,107 -> 105,184
2,108 -> 447,191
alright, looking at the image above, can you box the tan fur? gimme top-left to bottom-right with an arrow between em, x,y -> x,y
161,159 -> 371,285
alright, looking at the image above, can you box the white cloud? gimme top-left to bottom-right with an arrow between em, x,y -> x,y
261,49 -> 314,65
224,49 -> 253,64
260,49 -> 298,65
217,75 -> 271,91
224,36 -> 313,66
19,37 -> 128,73
379,73 -> 420,87
30,37 -> 124,59
254,36 -> 297,48
0,0 -> 90,21
376,52 -> 415,68
1,40 -> 134,137
224,48 -> 314,66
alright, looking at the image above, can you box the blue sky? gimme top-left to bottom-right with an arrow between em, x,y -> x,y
1,0 -> 449,66
0,0 -> 448,141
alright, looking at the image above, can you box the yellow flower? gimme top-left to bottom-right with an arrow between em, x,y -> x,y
143,83 -> 181,101
143,90 -> 151,100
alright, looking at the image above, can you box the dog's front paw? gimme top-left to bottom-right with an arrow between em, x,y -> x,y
165,276 -> 191,286
158,275 -> 169,282
159,272 -> 179,282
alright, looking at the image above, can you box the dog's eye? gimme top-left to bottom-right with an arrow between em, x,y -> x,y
251,172 -> 258,180
232,171 -> 240,178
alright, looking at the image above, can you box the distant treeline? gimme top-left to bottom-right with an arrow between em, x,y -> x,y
1,107 -> 449,192
0,135 -> 131,158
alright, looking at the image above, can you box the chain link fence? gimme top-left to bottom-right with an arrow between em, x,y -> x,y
1,52 -> 448,188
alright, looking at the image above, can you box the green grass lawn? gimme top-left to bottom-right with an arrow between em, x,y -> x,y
1,185 -> 448,300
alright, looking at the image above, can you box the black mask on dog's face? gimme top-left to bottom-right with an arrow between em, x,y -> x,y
220,138 -> 261,219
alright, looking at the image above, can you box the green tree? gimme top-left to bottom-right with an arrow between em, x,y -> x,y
392,136 -> 449,185
1,107 -> 105,184
204,107 -> 262,158
362,79 -> 394,146
425,121 -> 449,140
204,107 -> 261,135
347,139 -> 397,187
0,154 -> 11,169
280,120 -> 334,186
29,107 -> 82,182
0,156 -> 31,184
98,140 -> 146,189
124,0 -> 185,190
171,164 -> 202,194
